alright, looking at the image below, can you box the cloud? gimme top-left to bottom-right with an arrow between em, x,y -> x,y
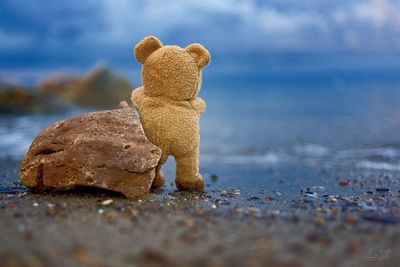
1,0 -> 400,85
2,0 -> 400,54
82,0 -> 400,53
0,30 -> 34,50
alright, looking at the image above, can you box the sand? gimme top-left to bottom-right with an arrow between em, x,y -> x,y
1,158 -> 399,267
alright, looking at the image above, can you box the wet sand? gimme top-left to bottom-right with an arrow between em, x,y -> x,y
0,159 -> 399,267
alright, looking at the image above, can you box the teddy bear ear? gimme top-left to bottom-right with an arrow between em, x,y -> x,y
134,36 -> 163,64
185,43 -> 211,69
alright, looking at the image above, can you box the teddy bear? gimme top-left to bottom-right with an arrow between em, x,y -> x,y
131,36 -> 210,191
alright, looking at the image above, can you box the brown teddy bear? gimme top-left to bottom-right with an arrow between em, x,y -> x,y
131,36 -> 210,191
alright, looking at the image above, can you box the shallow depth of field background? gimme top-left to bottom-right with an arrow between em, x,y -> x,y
1,0 -> 400,172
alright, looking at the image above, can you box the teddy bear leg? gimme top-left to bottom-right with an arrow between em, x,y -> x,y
151,153 -> 168,189
175,147 -> 204,191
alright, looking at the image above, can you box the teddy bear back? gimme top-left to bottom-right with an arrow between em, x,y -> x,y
142,45 -> 201,101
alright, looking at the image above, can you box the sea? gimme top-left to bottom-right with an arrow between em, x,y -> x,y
1,74 -> 400,204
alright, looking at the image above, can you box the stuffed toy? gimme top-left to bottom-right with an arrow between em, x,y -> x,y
131,36 -> 210,191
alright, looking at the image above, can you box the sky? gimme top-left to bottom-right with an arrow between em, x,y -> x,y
1,0 -> 400,86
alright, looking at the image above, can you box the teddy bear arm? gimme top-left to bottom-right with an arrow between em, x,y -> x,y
132,87 -> 146,110
189,97 -> 206,116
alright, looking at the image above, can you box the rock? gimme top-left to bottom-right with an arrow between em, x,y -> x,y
59,67 -> 132,109
0,79 -> 31,112
38,75 -> 81,96
37,67 -> 132,109
0,78 -> 68,115
20,107 -> 161,198
1,93 -> 68,115
0,87 -> 31,106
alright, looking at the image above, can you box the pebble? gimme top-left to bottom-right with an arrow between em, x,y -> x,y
233,207 -> 244,215
247,207 -> 260,216
210,174 -> 218,183
304,199 -> 313,204
129,209 -> 139,217
46,207 -> 60,217
185,219 -> 195,228
71,246 -> 90,263
7,203 -> 16,209
375,187 -> 389,192
306,232 -> 332,247
304,191 -> 318,198
271,209 -> 280,216
33,202 -> 39,207
345,215 -> 358,225
313,218 -> 325,228
6,210 -> 21,218
220,191 -> 237,198
101,199 -> 114,206
272,190 -> 282,196
105,210 -> 118,220
358,202 -> 378,211
139,248 -> 172,265
264,196 -> 273,203
329,196 -> 338,203
311,186 -> 325,192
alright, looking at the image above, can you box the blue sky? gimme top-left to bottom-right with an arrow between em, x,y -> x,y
1,0 -> 400,86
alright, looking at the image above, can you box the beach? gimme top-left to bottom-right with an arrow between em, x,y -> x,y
1,84 -> 400,266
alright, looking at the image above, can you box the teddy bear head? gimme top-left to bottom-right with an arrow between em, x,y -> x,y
134,36 -> 210,101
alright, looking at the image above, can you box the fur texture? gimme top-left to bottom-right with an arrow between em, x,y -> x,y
131,36 -> 210,191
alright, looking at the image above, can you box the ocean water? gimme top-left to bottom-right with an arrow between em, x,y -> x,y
202,80 -> 400,167
1,79 -> 400,199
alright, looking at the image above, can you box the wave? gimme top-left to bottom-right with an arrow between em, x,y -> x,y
336,147 -> 399,160
0,110 -> 81,160
202,153 -> 281,165
356,160 -> 400,171
3,117 -> 400,172
201,144 -> 400,169
293,144 -> 330,157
